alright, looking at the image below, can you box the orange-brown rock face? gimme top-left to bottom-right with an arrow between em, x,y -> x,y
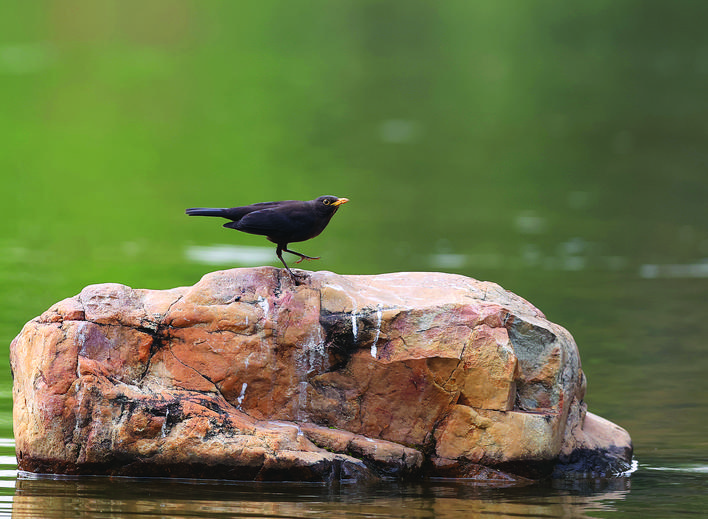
10,268 -> 632,482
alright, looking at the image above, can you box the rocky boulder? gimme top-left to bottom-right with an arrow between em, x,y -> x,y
10,267 -> 632,482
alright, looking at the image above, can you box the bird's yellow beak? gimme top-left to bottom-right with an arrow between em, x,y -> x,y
332,198 -> 349,206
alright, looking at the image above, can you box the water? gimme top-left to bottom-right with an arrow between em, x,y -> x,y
2,1 -> 708,516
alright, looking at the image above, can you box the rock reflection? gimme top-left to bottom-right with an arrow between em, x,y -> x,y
13,475 -> 632,519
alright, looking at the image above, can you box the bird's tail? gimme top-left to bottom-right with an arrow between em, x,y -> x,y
185,207 -> 226,217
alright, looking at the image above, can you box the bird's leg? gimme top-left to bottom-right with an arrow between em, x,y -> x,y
276,244 -> 299,283
283,247 -> 320,264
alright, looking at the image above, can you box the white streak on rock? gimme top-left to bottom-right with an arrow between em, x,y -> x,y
161,407 -> 170,438
256,296 -> 269,318
76,321 -> 89,377
297,381 -> 308,422
371,303 -> 383,358
305,327 -> 327,374
351,307 -> 358,340
324,283 -> 359,340
236,382 -> 247,409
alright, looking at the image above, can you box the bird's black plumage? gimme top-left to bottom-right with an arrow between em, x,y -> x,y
186,195 -> 349,280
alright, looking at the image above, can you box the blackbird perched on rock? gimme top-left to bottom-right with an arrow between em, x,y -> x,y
186,195 -> 349,280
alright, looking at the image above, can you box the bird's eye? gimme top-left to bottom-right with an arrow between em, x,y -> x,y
322,199 -> 331,205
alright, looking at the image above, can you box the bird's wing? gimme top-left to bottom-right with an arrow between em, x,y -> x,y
234,206 -> 302,237
218,201 -> 292,221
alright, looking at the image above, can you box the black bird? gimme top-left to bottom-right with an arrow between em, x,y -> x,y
186,195 -> 349,280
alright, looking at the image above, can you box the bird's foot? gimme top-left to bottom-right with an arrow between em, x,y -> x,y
283,269 -> 303,286
294,255 -> 320,264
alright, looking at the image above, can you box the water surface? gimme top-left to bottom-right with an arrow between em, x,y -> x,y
2,1 -> 707,517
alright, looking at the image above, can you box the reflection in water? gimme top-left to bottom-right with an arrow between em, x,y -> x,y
639,261 -> 708,279
185,245 -> 276,266
515,211 -> 548,235
11,474 -> 633,519
643,464 -> 708,474
378,119 -> 422,144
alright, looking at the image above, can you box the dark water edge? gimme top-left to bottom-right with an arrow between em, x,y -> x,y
8,477 -> 628,519
5,459 -> 634,519
0,437 -> 705,519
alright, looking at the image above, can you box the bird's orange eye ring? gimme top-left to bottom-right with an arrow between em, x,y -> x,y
323,199 -> 331,205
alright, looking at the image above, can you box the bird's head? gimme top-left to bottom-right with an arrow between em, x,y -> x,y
315,195 -> 349,213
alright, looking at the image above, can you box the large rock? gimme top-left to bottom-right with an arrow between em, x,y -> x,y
10,267 -> 632,482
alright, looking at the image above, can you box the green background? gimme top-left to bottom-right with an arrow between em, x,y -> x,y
1,1 -> 707,517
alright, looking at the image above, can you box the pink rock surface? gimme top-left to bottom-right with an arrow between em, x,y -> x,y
10,267 -> 632,481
